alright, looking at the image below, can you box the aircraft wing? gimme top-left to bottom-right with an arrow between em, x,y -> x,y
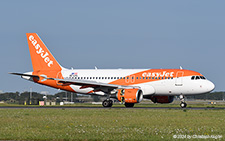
10,72 -> 138,93
54,78 -> 136,92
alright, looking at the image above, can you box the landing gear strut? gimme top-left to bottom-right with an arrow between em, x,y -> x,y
102,99 -> 113,107
179,95 -> 187,108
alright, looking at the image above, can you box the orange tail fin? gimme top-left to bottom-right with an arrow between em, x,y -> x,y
26,33 -> 62,71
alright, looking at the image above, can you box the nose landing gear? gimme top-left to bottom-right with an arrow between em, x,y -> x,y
179,95 -> 187,108
180,102 -> 187,108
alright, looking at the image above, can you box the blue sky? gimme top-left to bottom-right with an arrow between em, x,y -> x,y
0,0 -> 224,94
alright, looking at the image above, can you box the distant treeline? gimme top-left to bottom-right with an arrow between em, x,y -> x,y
0,91 -> 101,105
0,91 -> 224,104
186,92 -> 225,100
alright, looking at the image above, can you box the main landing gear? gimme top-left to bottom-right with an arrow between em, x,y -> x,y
102,99 -> 113,107
102,100 -> 135,108
124,103 -> 134,107
179,95 -> 187,108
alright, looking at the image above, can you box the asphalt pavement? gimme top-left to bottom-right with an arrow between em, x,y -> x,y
0,106 -> 224,110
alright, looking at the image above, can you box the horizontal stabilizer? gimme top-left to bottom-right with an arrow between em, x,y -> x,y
9,72 -> 39,79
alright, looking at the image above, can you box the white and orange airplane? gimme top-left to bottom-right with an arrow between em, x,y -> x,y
11,33 -> 215,108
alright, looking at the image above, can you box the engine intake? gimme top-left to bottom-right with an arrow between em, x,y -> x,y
117,89 -> 143,103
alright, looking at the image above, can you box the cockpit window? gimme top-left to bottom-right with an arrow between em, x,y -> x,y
200,76 -> 206,79
191,76 -> 206,80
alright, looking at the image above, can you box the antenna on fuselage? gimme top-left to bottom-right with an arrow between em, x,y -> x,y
180,66 -> 183,70
95,66 -> 98,70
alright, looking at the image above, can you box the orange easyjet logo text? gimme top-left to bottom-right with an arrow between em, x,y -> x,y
29,35 -> 53,67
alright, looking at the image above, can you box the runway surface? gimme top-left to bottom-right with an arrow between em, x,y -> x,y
0,106 -> 224,110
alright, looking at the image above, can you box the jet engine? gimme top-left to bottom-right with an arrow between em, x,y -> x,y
146,95 -> 174,103
116,88 -> 143,103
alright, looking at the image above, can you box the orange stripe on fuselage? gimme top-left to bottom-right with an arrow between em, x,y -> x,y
32,69 -> 201,92
109,69 -> 202,86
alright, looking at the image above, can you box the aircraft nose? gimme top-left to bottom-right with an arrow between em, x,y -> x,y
206,80 -> 215,92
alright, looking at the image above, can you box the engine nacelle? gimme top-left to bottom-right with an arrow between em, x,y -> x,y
146,96 -> 174,103
117,89 -> 143,103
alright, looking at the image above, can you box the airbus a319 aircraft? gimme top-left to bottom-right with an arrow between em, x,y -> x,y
11,33 -> 215,108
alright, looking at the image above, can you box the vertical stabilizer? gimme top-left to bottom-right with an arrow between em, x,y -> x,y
26,33 -> 62,71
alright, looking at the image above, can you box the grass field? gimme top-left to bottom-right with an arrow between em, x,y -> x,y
0,108 -> 224,140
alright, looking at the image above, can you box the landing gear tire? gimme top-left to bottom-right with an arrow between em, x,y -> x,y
102,100 -> 113,107
180,102 -> 187,108
179,95 -> 187,108
125,103 -> 134,107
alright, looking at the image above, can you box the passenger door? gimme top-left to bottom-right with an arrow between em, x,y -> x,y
175,71 -> 184,86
